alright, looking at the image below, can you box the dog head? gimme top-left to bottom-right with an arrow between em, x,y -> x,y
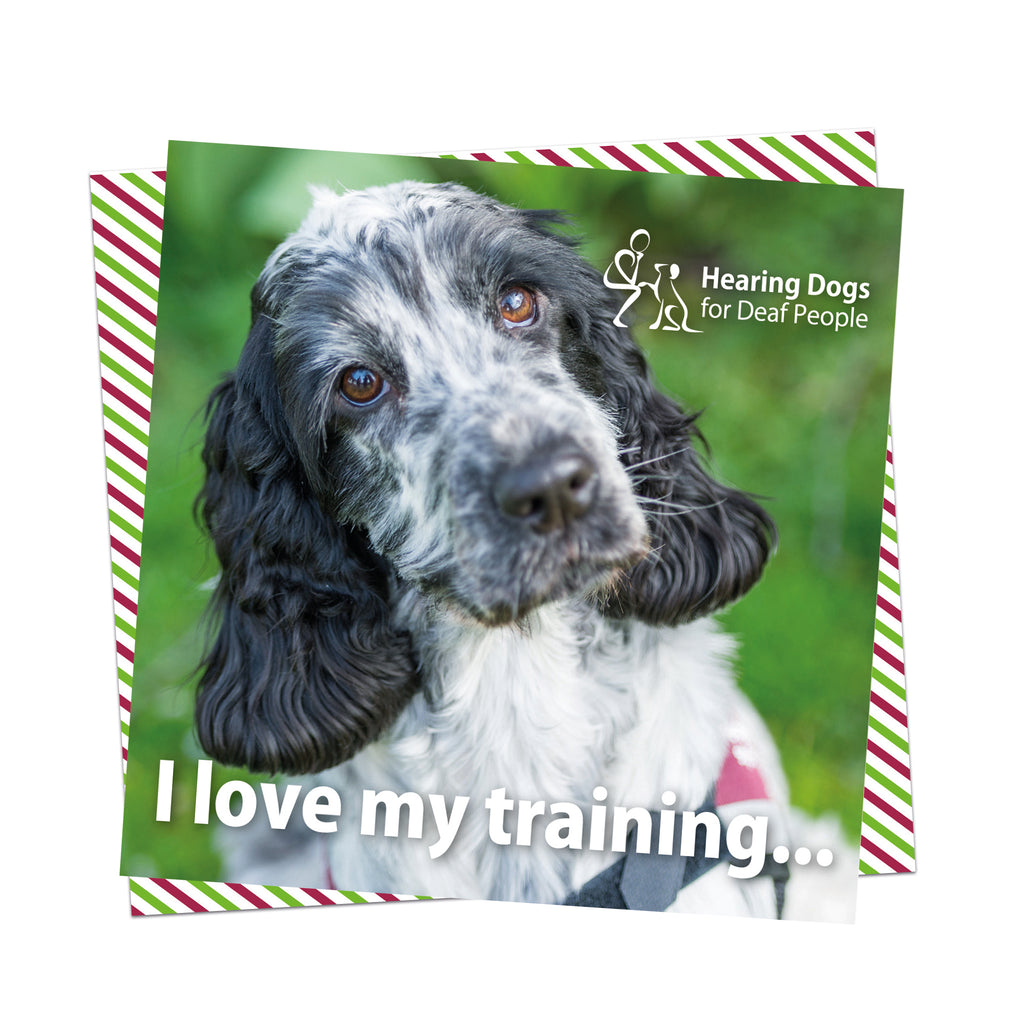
195,181 -> 775,774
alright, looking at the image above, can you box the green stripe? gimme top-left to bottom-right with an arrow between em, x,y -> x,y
106,456 -> 146,495
825,132 -> 876,171
121,720 -> 130,736
263,885 -> 304,908
91,194 -> 161,253
760,136 -> 835,184
634,143 -> 687,174
109,509 -> 144,542
118,665 -> 133,685
103,403 -> 150,445
880,521 -> 897,543
885,472 -> 894,489
96,299 -> 155,351
871,665 -> 907,701
864,763 -> 912,805
190,879 -> 239,911
505,151 -> 536,165
94,245 -> 160,301
878,569 -> 900,595
859,859 -> 878,875
100,350 -> 153,397
123,171 -> 166,205
569,147 -> 609,170
874,619 -> 903,648
129,879 -> 174,914
338,890 -> 368,903
114,614 -> 137,640
868,714 -> 909,753
438,154 -> 457,160
862,812 -> 915,857
111,561 -> 140,589
697,139 -> 758,179
413,894 -> 432,900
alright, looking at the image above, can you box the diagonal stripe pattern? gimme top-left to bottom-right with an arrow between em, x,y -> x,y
95,129 -> 910,915
439,129 -> 877,186
91,170 -> 163,774
860,424 -> 914,872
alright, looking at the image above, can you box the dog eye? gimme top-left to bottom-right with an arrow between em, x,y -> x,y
498,286 -> 537,327
340,366 -> 388,405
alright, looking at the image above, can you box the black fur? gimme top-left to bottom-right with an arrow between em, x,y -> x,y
194,316 -> 417,776
585,311 -> 777,625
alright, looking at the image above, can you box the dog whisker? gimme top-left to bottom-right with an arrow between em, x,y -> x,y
636,496 -> 728,515
622,446 -> 693,472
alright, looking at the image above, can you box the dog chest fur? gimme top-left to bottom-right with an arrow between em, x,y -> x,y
311,604 -> 758,904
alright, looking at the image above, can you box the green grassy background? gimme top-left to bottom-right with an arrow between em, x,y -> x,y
120,142 -> 902,881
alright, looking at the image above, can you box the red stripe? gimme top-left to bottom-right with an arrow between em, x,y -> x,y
92,174 -> 164,229
883,498 -> 896,516
96,272 -> 157,326
728,138 -> 798,181
866,738 -> 911,779
602,145 -> 647,172
114,588 -> 140,617
225,882 -> 272,909
119,693 -> 131,711
886,449 -> 893,464
93,220 -> 161,278
870,690 -> 908,727
664,141 -> 722,176
101,377 -> 150,422
857,130 -> 875,147
301,888 -> 337,906
873,642 -> 905,675
110,535 -> 142,569
116,640 -> 135,663
876,594 -> 902,622
880,545 -> 899,569
470,152 -> 495,162
107,481 -> 144,519
155,170 -> 167,181
152,878 -> 209,913
131,905 -> 145,916
864,787 -> 914,833
376,892 -> 400,902
105,430 -> 148,471
98,324 -> 155,374
860,835 -> 911,872
793,135 -> 874,187
537,148 -> 571,167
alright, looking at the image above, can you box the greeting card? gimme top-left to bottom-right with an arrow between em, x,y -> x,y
94,132 -> 912,920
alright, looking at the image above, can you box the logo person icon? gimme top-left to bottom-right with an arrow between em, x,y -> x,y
603,229 -> 701,333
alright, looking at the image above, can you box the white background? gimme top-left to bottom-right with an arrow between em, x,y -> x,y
4,3 -> 1020,1019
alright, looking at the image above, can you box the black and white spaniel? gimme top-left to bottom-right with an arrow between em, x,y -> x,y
194,181 -> 805,917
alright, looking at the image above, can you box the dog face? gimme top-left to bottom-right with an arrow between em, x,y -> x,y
262,182 -> 648,625
195,181 -> 775,774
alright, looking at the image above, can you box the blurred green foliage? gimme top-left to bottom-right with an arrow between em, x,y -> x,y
120,142 -> 902,881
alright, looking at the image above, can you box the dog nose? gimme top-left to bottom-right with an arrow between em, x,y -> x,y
495,448 -> 598,534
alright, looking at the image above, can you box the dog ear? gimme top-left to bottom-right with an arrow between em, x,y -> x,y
194,315 -> 418,775
582,306 -> 776,626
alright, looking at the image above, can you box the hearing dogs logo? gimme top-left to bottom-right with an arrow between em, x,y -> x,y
603,229 -> 701,333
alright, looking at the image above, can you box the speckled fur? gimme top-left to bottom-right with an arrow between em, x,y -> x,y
196,182 -> 785,916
